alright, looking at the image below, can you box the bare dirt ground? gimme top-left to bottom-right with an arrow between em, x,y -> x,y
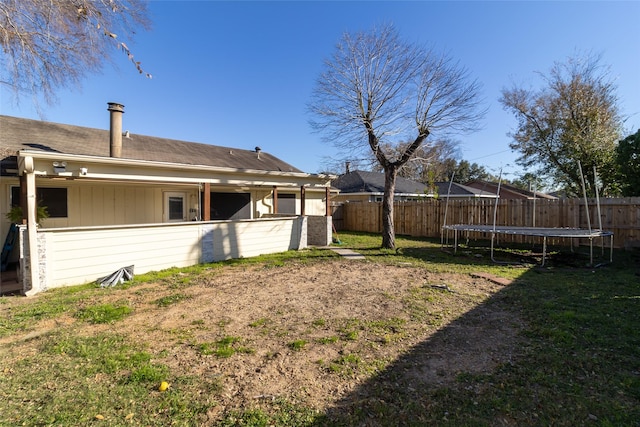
3,257 -> 524,422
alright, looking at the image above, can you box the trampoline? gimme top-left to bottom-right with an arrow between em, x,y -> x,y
440,163 -> 614,267
441,224 -> 614,266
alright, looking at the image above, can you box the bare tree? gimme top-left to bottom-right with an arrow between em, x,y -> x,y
309,24 -> 485,249
500,53 -> 623,196
371,138 -> 460,182
0,0 -> 151,106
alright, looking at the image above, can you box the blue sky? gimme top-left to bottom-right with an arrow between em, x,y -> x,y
2,1 -> 639,179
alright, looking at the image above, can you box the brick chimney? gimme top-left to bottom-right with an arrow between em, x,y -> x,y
107,102 -> 125,158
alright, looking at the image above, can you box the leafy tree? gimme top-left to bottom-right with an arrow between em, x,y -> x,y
310,24 -> 485,249
0,0 -> 151,105
510,172 -> 550,193
615,129 -> 640,196
445,159 -> 494,184
500,53 -> 623,196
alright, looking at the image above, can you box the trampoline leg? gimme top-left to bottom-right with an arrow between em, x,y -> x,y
590,238 -> 594,267
490,233 -> 496,263
453,229 -> 458,254
610,234 -> 614,263
541,236 -> 547,267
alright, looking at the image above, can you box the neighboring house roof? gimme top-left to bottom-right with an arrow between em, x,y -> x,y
465,180 -> 557,200
332,170 -> 496,198
0,115 -> 302,175
332,170 -> 427,195
433,181 -> 497,198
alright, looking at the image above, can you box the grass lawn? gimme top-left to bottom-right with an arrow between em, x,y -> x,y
0,232 -> 638,426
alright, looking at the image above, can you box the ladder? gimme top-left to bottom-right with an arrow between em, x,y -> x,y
1,224 -> 18,272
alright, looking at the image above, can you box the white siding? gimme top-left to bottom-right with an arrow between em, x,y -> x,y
43,223 -> 202,288
208,218 -> 302,261
32,217 -> 305,292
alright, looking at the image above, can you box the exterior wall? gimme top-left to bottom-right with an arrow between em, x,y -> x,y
307,215 -> 332,246
254,189 -> 328,217
39,181 -> 200,228
19,217 -> 307,294
1,178 -> 202,229
201,217 -> 305,262
304,191 -> 330,216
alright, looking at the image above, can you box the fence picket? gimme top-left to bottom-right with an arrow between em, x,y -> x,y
335,198 -> 640,249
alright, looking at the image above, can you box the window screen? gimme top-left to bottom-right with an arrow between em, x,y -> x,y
278,193 -> 296,214
210,192 -> 251,220
168,196 -> 184,221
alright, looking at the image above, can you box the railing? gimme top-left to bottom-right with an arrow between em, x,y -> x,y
18,217 -> 310,294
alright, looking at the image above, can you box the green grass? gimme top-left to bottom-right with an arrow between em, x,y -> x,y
0,283 -> 95,336
315,232 -> 640,425
154,292 -> 191,307
75,303 -> 132,324
1,331 -> 206,425
197,336 -> 255,358
288,339 -> 307,351
1,232 -> 638,425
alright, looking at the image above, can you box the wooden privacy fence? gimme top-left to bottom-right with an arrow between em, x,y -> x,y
336,198 -> 640,249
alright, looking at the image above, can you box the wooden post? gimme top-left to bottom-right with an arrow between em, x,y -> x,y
325,187 -> 331,217
300,186 -> 306,216
19,173 -> 27,223
203,182 -> 211,221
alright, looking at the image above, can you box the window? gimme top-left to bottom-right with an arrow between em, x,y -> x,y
210,192 -> 251,220
278,193 -> 296,214
11,186 -> 68,218
164,192 -> 186,222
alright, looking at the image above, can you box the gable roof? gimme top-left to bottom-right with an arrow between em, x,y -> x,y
465,180 -> 557,199
0,115 -> 302,174
433,181 -> 497,198
332,170 -> 427,195
332,170 -> 496,198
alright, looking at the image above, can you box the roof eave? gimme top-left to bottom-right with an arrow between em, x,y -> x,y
18,150 -> 334,185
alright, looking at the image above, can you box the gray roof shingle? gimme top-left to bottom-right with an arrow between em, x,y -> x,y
0,115 -> 302,174
332,170 -> 427,194
332,170 -> 492,197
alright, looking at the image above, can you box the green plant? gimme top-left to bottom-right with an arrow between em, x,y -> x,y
288,339 -> 307,351
6,205 -> 49,225
197,336 -> 254,358
75,303 -> 132,324
154,292 -> 191,307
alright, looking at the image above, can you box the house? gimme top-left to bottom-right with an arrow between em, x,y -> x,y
0,103 -> 334,295
331,170 -> 497,203
465,180 -> 557,200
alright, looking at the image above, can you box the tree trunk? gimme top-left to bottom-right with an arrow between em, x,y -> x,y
381,166 -> 398,249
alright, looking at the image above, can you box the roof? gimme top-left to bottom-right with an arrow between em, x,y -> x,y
433,181 -> 496,198
0,115 -> 302,175
332,170 -> 495,198
465,180 -> 557,199
332,170 -> 427,195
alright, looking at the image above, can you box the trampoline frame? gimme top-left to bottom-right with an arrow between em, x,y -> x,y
440,163 -> 614,267
441,224 -> 614,267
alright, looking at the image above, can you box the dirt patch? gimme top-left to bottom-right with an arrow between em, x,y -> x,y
3,258 -> 525,420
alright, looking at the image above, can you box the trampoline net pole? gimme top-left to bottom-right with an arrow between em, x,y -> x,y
492,168 -> 503,233
441,170 -> 455,247
578,160 -> 592,234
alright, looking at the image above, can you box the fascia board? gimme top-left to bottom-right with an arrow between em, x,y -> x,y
19,150 -> 333,186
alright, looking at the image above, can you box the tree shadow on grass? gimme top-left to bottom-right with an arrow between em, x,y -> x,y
312,247 -> 640,426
